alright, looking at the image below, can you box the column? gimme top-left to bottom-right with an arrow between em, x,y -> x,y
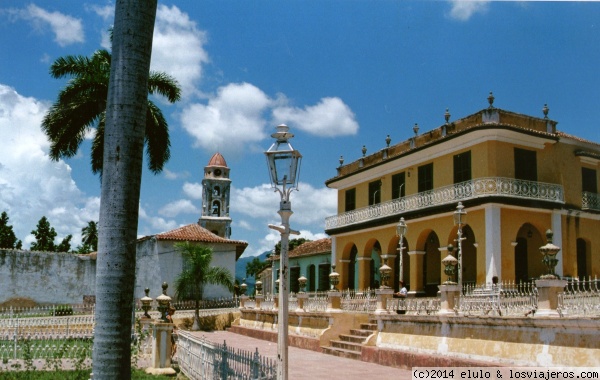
485,204 -> 502,283
408,251 -> 425,296
552,211 -> 564,277
357,257 -> 371,290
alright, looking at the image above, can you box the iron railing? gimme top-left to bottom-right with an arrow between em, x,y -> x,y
178,331 -> 276,380
558,277 -> 600,317
340,289 -> 377,313
456,282 -> 538,316
326,177 -> 564,230
582,191 -> 600,211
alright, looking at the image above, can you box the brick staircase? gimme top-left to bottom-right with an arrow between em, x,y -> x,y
321,321 -> 377,360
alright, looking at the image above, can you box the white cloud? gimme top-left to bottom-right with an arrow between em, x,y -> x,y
163,168 -> 190,180
232,182 -> 336,228
180,83 -> 271,156
447,0 -> 490,21
151,4 -> 210,99
0,84 -> 100,249
182,182 -> 203,200
232,182 -> 335,258
158,199 -> 199,218
88,4 -> 113,21
138,205 -> 179,235
181,83 -> 359,156
23,4 -> 84,46
272,97 -> 359,137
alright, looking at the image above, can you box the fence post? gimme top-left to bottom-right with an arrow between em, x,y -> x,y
534,279 -> 567,317
327,291 -> 342,312
220,340 -> 229,377
374,288 -> 394,314
438,284 -> 460,315
252,347 -> 260,380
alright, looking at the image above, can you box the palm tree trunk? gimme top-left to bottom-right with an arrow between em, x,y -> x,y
92,1 -> 157,379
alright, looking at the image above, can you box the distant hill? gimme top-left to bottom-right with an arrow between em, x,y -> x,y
235,250 -> 271,286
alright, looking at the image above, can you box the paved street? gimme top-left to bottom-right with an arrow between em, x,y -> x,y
189,330 -> 412,380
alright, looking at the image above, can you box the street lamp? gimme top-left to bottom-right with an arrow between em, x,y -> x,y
453,202 -> 467,294
265,124 -> 302,380
396,217 -> 408,284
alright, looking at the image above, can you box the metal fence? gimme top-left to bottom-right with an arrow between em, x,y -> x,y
340,289 -> 377,313
558,277 -> 600,317
177,330 -> 276,380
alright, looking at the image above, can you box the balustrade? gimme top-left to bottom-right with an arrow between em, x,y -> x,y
326,177 -> 564,230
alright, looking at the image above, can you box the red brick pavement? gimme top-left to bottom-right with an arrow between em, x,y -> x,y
188,330 -> 412,380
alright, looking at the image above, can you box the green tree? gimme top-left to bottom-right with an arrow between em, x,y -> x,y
246,256 -> 269,279
30,216 -> 57,251
56,234 -> 73,252
30,216 -> 71,252
92,1 -> 158,378
81,221 -> 98,252
0,211 -> 22,249
174,242 -> 234,330
41,36 -> 180,176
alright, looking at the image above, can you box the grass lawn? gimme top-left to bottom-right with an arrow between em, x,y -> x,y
0,368 -> 184,379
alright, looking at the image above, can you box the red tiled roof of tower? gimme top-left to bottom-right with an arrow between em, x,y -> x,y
289,238 -> 331,258
155,223 -> 246,245
207,152 -> 227,167
150,223 -> 248,259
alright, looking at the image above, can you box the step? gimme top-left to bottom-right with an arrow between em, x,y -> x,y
321,346 -> 362,360
349,328 -> 373,337
330,339 -> 363,352
360,322 -> 378,331
339,334 -> 368,344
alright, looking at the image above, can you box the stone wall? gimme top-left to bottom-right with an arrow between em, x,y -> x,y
374,314 -> 600,367
0,249 -> 96,304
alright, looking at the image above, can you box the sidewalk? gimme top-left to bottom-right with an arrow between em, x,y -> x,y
188,330 -> 412,380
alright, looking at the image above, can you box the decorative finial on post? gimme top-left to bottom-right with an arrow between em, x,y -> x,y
362,145 -> 367,157
543,104 -> 549,119
413,123 -> 419,136
156,282 -> 172,322
339,155 -> 344,167
385,135 -> 391,148
329,265 -> 340,291
140,287 -> 153,319
487,91 -> 495,108
445,108 -> 451,124
442,244 -> 458,284
539,229 -> 561,279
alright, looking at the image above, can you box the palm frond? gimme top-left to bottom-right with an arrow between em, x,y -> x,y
148,71 -> 181,103
145,101 -> 171,174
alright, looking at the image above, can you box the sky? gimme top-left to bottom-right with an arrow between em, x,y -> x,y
0,1 -> 599,258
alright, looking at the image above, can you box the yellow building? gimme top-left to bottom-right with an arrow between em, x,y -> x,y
325,94 -> 599,296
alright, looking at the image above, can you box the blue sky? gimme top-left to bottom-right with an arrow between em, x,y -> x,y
0,1 -> 599,257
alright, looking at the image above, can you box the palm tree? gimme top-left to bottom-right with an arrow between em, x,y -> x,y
41,38 -> 180,176
81,221 -> 98,252
174,242 -> 234,330
92,1 -> 158,378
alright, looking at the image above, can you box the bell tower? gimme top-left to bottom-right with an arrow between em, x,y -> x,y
199,152 -> 232,238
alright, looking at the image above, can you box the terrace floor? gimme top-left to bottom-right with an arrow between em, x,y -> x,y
188,330 -> 411,380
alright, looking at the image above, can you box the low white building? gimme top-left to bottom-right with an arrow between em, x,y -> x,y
135,223 -> 247,300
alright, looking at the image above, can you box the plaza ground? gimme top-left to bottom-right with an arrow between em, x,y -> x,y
188,330 -> 411,380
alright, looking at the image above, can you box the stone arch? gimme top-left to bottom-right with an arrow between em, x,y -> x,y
363,239 -> 382,289
211,200 -> 221,215
388,235 -> 410,292
340,242 -> 359,290
576,237 -> 592,279
414,229 -> 441,296
514,223 -> 545,282
446,224 -> 477,285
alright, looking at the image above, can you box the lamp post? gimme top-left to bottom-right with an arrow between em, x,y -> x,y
396,217 -> 408,285
265,124 -> 302,380
453,202 -> 467,295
